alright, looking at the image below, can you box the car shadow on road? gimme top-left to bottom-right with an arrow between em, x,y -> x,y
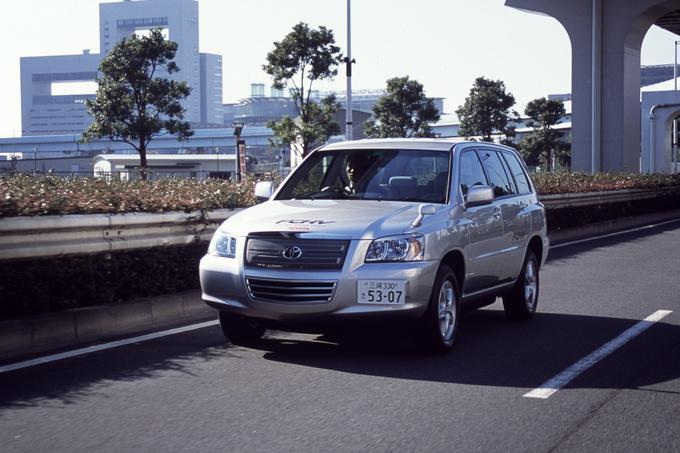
254,308 -> 680,393
0,311 -> 677,411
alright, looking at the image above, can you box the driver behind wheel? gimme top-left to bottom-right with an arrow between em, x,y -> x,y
345,153 -> 377,193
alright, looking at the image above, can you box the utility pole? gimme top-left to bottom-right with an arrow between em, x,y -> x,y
344,0 -> 355,141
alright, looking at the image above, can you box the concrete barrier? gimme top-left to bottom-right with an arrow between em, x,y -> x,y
0,290 -> 214,362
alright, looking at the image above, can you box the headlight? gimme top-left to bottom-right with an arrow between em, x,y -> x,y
365,234 -> 424,262
208,231 -> 237,258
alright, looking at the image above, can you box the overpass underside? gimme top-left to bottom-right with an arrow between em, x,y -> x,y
506,0 -> 680,173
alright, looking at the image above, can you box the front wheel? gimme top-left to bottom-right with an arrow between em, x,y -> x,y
218,311 -> 266,345
418,265 -> 461,354
502,250 -> 540,320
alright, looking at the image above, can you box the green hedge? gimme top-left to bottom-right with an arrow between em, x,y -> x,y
0,243 -> 206,321
0,175 -> 256,217
534,172 -> 680,195
3,172 -> 680,217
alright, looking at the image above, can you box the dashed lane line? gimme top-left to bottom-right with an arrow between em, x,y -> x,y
524,310 -> 673,399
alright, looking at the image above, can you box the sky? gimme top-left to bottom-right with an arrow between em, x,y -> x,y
0,0 -> 678,137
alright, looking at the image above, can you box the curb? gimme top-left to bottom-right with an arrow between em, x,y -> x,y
0,290 -> 214,362
2,210 -> 680,364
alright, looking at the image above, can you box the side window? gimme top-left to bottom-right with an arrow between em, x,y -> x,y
502,152 -> 532,195
497,152 -> 517,194
459,151 -> 488,196
478,150 -> 516,197
286,154 -> 335,198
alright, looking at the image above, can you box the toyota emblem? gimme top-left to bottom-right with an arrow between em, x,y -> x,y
282,245 -> 303,260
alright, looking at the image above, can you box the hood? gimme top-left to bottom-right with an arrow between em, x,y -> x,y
220,200 -> 426,240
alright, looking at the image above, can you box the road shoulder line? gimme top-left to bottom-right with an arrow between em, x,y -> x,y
0,320 -> 219,374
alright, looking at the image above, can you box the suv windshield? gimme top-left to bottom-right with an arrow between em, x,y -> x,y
276,149 -> 451,203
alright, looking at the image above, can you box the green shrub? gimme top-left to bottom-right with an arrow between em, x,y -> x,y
3,173 -> 680,217
534,172 -> 680,195
0,175 -> 257,217
0,243 -> 207,321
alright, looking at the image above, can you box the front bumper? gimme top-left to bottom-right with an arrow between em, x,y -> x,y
199,239 -> 439,323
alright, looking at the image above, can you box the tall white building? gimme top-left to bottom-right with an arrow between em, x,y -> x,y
20,0 -> 223,136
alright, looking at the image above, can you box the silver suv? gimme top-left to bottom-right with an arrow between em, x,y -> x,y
200,139 -> 549,353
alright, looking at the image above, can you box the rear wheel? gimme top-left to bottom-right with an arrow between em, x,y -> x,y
502,250 -> 540,320
419,265 -> 461,354
218,311 -> 266,345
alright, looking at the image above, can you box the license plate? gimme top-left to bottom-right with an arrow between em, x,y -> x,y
357,280 -> 406,305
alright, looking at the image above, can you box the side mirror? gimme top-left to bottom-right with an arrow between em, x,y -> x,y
254,181 -> 275,202
465,185 -> 494,208
411,204 -> 436,228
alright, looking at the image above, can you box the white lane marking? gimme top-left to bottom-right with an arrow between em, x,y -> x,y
524,310 -> 673,399
551,218 -> 680,249
0,320 -> 219,374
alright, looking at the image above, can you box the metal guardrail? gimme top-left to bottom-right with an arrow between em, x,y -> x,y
1,187 -> 679,262
539,187 -> 680,209
0,208 -> 244,261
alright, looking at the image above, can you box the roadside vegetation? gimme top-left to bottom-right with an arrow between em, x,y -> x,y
534,172 -> 680,195
2,172 -> 680,217
0,175 -> 256,217
264,22 -> 342,159
83,28 -> 193,180
364,76 -> 441,138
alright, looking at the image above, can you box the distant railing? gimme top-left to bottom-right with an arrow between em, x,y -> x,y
0,165 -> 291,180
0,208 -> 243,261
539,186 -> 680,208
0,169 -> 246,180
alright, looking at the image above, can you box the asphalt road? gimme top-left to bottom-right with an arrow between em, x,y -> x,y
1,222 -> 680,452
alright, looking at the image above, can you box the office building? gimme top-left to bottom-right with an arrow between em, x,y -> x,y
20,0 -> 223,136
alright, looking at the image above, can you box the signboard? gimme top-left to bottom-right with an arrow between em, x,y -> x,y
238,140 -> 247,179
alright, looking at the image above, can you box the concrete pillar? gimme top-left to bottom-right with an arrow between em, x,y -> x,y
506,0 -> 680,173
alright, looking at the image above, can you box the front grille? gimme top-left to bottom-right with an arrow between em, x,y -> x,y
245,237 -> 349,270
246,277 -> 337,303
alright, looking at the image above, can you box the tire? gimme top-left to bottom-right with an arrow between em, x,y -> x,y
218,311 -> 266,345
418,264 -> 461,354
502,250 -> 540,321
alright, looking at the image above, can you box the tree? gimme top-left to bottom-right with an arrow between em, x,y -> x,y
519,97 -> 569,171
83,28 -> 193,180
456,77 -> 517,142
263,22 -> 342,158
363,76 -> 441,138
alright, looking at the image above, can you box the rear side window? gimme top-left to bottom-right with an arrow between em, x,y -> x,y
478,150 -> 516,197
502,152 -> 532,194
459,151 -> 488,196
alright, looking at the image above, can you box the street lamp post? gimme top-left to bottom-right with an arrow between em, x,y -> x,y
233,122 -> 245,182
344,0 -> 355,141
